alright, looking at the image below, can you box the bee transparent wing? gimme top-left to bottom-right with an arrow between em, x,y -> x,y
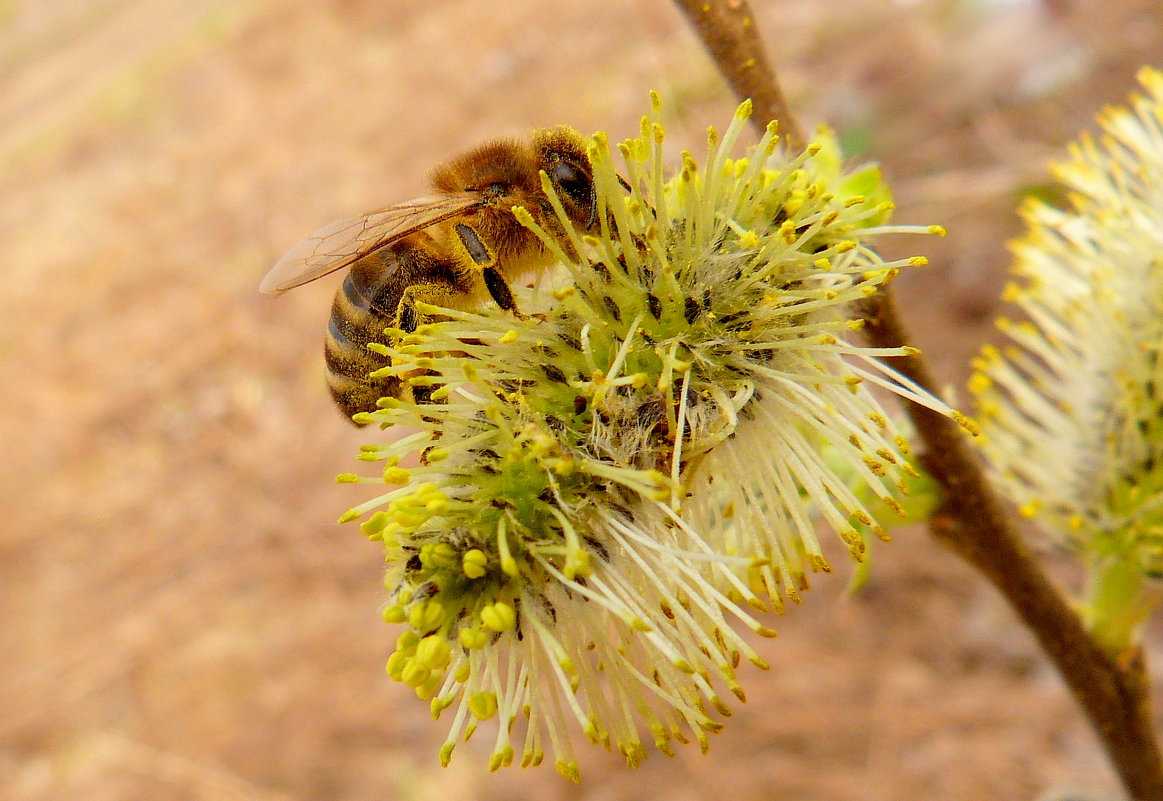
260,193 -> 486,294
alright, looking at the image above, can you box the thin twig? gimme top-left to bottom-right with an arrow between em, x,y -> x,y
670,1 -> 1163,798
864,291 -> 1163,801
670,0 -> 804,150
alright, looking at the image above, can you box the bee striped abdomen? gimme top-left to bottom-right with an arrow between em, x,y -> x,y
324,265 -> 401,421
260,126 -> 597,425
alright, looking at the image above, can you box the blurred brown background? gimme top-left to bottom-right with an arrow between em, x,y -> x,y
2,1 -> 1161,799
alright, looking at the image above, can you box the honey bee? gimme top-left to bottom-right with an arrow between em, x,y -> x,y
261,126 -> 596,422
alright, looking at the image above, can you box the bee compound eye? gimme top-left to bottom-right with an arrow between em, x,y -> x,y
549,161 -> 591,204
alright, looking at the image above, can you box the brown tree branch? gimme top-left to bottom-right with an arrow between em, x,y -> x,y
671,1 -> 1163,798
670,0 -> 805,150
864,290 -> 1162,801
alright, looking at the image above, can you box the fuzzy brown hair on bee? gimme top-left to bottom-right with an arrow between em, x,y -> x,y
260,126 -> 595,423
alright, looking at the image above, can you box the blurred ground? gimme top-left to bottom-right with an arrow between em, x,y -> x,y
2,1 -> 1162,799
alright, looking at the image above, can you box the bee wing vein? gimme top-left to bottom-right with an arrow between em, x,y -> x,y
260,194 -> 485,294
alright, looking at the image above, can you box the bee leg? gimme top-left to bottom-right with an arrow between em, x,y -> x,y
391,280 -> 461,406
454,222 -> 531,321
482,266 -> 525,318
397,296 -> 421,333
453,222 -> 517,316
394,280 -> 458,333
397,301 -> 418,334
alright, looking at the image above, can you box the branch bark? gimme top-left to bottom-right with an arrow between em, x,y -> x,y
671,1 -> 1163,798
864,290 -> 1162,801
670,0 -> 805,150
